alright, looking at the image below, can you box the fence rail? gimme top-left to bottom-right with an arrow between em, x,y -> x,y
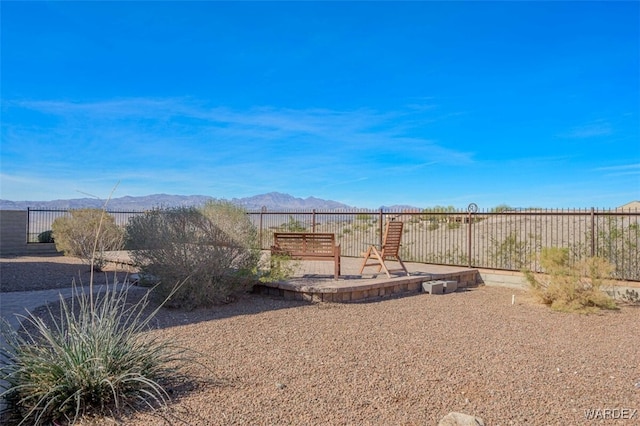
26,206 -> 640,281
26,208 -> 145,244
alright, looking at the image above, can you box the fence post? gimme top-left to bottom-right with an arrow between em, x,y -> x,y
260,206 -> 266,250
467,210 -> 472,267
466,203 -> 478,268
378,208 -> 384,247
590,207 -> 595,257
26,207 -> 30,244
312,209 -> 316,233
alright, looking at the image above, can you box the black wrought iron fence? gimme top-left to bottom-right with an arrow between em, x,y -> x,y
26,206 -> 639,281
247,207 -> 640,281
26,208 -> 145,243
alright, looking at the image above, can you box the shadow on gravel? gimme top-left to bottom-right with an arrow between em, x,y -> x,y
0,259 -> 135,292
23,286 -> 313,334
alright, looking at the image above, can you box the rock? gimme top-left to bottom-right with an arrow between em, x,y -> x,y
438,412 -> 485,426
129,272 -> 159,286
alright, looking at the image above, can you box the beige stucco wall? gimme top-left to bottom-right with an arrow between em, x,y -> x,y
0,210 -> 57,256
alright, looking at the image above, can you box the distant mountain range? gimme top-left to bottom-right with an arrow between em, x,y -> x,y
0,192 -> 414,211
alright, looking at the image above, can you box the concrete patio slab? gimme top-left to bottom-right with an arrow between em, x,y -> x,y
255,256 -> 480,302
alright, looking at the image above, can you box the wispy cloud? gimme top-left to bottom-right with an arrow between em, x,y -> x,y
1,97 -> 474,200
595,163 -> 640,177
4,98 -> 474,161
595,163 -> 640,171
559,120 -> 613,139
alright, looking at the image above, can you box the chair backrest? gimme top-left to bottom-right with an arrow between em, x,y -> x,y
381,221 -> 403,258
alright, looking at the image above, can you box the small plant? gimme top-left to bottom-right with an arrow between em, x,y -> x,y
36,230 -> 54,243
282,216 -> 306,232
420,205 -> 455,223
260,253 -> 299,283
524,247 -> 618,313
425,247 -> 468,266
490,204 -> 513,213
1,188 -> 188,425
0,283 -> 185,425
355,213 -> 373,223
619,289 -> 640,305
52,209 -> 124,271
488,231 -> 538,270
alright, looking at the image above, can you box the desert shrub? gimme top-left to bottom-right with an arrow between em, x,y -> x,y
425,247 -> 468,266
37,230 -> 54,243
0,284 -> 185,425
421,205 -> 455,223
355,213 -> 374,222
595,218 -> 639,280
619,289 -> 640,304
259,253 -> 299,283
200,201 -> 258,248
524,247 -> 618,313
281,216 -> 306,232
570,217 -> 640,281
1,189 -> 190,425
490,204 -> 513,213
126,202 -> 260,309
51,209 -> 124,270
488,231 -> 539,270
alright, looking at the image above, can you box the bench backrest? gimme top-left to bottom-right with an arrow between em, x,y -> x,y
273,233 -> 338,256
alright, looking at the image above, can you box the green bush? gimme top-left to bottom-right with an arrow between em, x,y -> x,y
490,204 -> 513,213
524,247 -> 618,313
488,231 -> 539,270
281,216 -> 306,232
51,209 -> 124,271
0,282 -> 186,425
37,230 -> 54,243
126,202 -> 260,309
259,253 -> 299,283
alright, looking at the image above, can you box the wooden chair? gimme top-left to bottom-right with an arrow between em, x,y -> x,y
359,221 -> 409,278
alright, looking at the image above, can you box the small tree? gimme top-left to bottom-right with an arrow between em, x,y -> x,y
51,209 -> 123,270
126,203 -> 260,309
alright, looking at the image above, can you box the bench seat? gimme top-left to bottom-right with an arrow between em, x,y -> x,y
271,232 -> 341,280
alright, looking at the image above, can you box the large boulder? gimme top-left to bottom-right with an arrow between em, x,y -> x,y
438,412 -> 485,426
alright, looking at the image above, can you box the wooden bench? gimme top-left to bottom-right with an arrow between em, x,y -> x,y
271,232 -> 341,280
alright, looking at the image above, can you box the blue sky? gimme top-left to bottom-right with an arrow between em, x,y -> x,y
1,1 -> 638,209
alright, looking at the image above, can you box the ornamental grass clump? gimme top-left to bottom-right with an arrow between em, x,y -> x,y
0,282 -> 185,425
1,189 -> 189,425
524,247 -> 618,313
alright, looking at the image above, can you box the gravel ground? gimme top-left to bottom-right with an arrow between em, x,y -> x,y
0,254 -> 136,292
2,256 -> 639,425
